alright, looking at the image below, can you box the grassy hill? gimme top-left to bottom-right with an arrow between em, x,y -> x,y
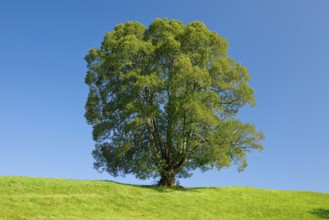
0,176 -> 328,219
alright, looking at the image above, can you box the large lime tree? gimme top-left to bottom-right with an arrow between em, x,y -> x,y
85,18 -> 264,187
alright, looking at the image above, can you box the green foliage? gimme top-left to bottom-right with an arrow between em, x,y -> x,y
85,18 -> 264,186
1,176 -> 328,220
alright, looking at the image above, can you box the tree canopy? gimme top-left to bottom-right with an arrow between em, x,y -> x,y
85,18 -> 264,187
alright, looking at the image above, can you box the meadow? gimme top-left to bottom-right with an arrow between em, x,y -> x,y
0,176 -> 328,219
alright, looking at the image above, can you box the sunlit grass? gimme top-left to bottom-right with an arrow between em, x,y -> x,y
0,176 -> 328,219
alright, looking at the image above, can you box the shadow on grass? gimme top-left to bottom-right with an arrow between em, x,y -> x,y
100,180 -> 201,193
310,209 -> 329,219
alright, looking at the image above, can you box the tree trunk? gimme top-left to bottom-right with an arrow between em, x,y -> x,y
159,171 -> 176,188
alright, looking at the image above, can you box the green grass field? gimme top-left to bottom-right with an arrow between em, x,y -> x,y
0,176 -> 328,219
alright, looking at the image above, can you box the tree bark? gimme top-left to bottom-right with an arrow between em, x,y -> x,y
158,170 -> 176,187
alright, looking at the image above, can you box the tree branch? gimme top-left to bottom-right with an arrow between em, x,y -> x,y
174,156 -> 187,173
146,118 -> 164,158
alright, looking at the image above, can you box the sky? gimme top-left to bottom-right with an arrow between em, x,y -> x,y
1,0 -> 328,193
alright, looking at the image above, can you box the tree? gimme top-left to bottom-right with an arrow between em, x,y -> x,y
84,18 -> 264,187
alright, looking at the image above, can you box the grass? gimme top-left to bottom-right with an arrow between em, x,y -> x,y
0,176 -> 328,219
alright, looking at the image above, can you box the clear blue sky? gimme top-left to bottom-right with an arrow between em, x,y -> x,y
1,0 -> 328,193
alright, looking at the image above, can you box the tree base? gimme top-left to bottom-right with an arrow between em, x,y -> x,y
158,175 -> 177,188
